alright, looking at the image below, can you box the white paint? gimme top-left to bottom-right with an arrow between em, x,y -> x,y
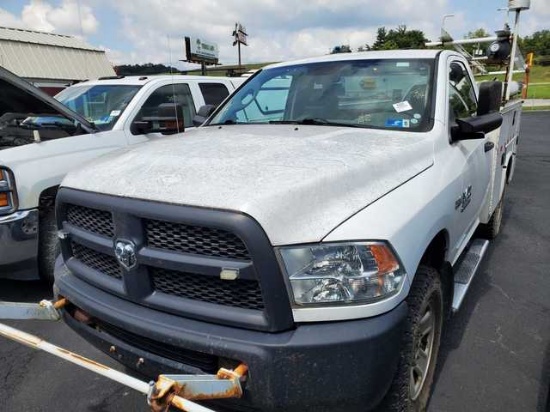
62,124 -> 433,246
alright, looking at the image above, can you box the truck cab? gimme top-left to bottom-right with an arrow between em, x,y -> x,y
53,50 -> 520,412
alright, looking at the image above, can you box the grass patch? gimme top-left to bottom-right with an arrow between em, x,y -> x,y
476,65 -> 550,99
476,65 -> 550,84
522,105 -> 550,111
525,84 -> 550,99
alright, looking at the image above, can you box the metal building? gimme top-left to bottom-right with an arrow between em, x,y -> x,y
0,26 -> 116,95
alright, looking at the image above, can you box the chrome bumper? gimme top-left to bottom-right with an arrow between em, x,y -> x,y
0,210 -> 39,280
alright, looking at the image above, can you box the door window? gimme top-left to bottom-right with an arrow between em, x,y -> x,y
135,83 -> 196,131
199,83 -> 230,106
448,62 -> 477,122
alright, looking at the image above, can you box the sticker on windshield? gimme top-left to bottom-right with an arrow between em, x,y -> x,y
110,110 -> 122,117
413,113 -> 422,119
411,118 -> 419,125
393,101 -> 413,113
386,119 -> 409,128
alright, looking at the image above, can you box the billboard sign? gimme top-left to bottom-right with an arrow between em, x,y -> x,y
185,37 -> 219,65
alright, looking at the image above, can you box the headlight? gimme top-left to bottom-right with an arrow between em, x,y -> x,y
279,242 -> 405,306
0,167 -> 17,215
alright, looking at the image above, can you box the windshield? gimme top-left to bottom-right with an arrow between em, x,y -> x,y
210,59 -> 435,131
55,84 -> 142,131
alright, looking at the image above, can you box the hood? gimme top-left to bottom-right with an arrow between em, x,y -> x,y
0,66 -> 96,133
62,125 -> 434,245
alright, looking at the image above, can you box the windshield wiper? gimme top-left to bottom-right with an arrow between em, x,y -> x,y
269,118 -> 363,128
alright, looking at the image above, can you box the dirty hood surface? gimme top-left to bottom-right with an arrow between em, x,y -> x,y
62,125 -> 434,245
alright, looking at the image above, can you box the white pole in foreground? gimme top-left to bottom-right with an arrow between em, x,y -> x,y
0,322 -> 216,412
505,10 -> 522,101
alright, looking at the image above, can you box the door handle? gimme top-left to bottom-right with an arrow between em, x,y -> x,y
484,142 -> 495,152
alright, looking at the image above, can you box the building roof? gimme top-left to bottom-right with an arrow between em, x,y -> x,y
0,26 -> 115,81
0,26 -> 103,51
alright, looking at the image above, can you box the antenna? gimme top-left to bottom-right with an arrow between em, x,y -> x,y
76,0 -> 90,81
167,35 -> 181,134
76,0 -> 85,38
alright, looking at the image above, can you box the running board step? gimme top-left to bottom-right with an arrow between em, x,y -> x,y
452,239 -> 490,312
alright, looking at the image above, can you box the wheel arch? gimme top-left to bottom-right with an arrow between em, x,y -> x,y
417,229 -> 453,319
38,185 -> 59,213
506,154 -> 516,184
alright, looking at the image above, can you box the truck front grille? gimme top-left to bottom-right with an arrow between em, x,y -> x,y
67,204 -> 114,238
71,242 -> 122,280
152,268 -> 264,310
146,219 -> 251,260
58,189 -> 292,332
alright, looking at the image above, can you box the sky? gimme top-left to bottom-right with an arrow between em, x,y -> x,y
0,0 -> 548,70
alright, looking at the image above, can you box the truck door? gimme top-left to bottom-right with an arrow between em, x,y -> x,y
447,60 -> 491,256
127,83 -> 197,144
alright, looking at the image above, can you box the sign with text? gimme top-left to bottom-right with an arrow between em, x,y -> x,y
233,23 -> 248,46
185,37 -> 219,65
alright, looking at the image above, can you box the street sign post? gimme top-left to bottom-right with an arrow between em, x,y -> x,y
232,23 -> 248,69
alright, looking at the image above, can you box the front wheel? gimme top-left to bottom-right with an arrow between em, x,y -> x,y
379,266 -> 444,412
38,208 -> 60,284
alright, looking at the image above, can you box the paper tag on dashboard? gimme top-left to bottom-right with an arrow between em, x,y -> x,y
110,110 -> 122,117
393,101 -> 413,113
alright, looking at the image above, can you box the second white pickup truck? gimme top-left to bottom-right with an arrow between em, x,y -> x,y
0,69 -> 243,282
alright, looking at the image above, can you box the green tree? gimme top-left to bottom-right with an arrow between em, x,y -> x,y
114,63 -> 182,75
330,45 -> 352,54
520,30 -> 550,65
367,25 -> 428,51
462,28 -> 492,56
371,27 -> 388,50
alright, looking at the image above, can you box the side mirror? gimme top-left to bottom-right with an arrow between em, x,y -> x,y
192,104 -> 216,127
451,112 -> 503,141
131,103 -> 185,135
477,81 -> 502,116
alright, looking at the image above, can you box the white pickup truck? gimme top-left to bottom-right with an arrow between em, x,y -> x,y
0,68 -> 243,282
53,50 -> 521,411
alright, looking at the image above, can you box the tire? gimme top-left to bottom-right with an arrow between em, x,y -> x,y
38,208 -> 61,284
379,266 -> 444,412
478,188 -> 505,240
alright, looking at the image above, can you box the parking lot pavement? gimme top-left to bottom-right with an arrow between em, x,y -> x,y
429,112 -> 550,412
0,112 -> 548,411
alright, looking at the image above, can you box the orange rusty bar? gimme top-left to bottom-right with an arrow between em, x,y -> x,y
233,363 -> 248,378
53,298 -> 68,310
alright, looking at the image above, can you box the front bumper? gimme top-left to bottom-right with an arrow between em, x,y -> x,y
0,210 -> 39,280
57,269 -> 408,412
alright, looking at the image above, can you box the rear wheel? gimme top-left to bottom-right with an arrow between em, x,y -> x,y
478,188 -> 505,240
38,208 -> 60,284
379,266 -> 443,412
